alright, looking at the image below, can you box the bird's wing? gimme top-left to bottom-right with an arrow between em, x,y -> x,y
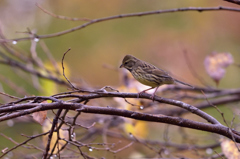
141,62 -> 172,79
151,68 -> 173,79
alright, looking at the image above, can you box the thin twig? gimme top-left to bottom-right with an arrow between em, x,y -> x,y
61,48 -> 78,90
43,109 -> 63,159
0,132 -> 49,158
183,49 -> 209,86
130,133 -> 161,155
39,41 -> 61,75
36,3 -> 91,22
0,92 -> 20,99
5,6 -> 240,43
224,0 -> 240,5
201,90 -> 240,151
111,142 -> 134,153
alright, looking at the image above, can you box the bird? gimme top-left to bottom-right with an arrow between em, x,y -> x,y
119,54 -> 194,100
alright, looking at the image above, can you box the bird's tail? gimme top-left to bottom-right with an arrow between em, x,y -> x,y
174,79 -> 194,89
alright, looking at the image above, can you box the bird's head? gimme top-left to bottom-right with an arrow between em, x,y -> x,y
120,55 -> 138,71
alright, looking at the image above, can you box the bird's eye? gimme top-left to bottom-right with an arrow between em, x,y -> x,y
124,62 -> 128,65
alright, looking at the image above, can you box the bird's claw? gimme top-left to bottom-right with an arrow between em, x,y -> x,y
138,92 -> 155,102
137,91 -> 145,98
150,95 -> 155,102
137,92 -> 142,98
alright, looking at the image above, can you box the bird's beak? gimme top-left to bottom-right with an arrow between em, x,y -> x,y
119,64 -> 123,68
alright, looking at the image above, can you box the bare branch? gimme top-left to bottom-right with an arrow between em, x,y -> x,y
0,132 -> 48,158
0,93 -> 239,142
43,109 -> 63,159
2,6 -> 240,43
61,48 -> 77,90
36,3 -> 92,22
223,0 -> 240,5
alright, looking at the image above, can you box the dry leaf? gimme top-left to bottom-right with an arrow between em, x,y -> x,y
32,110 -> 47,125
204,52 -> 233,85
42,119 -> 69,154
221,138 -> 240,159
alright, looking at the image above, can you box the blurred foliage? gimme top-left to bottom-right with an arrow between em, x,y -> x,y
0,0 -> 239,89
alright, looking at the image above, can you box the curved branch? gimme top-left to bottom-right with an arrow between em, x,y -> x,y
0,59 -> 68,86
0,92 -> 220,124
159,95 -> 240,116
59,92 -> 221,124
0,101 -> 239,142
224,0 -> 240,5
2,6 -> 240,43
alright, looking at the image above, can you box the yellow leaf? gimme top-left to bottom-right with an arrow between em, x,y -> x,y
123,119 -> 148,138
42,119 -> 69,154
40,61 -> 70,96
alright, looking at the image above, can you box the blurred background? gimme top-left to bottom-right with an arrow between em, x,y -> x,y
0,0 -> 239,90
0,0 -> 240,158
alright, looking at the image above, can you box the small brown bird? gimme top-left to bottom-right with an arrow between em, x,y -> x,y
120,55 -> 193,100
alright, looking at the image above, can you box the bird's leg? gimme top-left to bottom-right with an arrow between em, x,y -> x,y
150,86 -> 159,101
137,87 -> 155,98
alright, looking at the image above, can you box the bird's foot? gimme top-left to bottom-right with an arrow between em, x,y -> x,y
138,92 -> 155,102
137,91 -> 145,98
150,95 -> 155,102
